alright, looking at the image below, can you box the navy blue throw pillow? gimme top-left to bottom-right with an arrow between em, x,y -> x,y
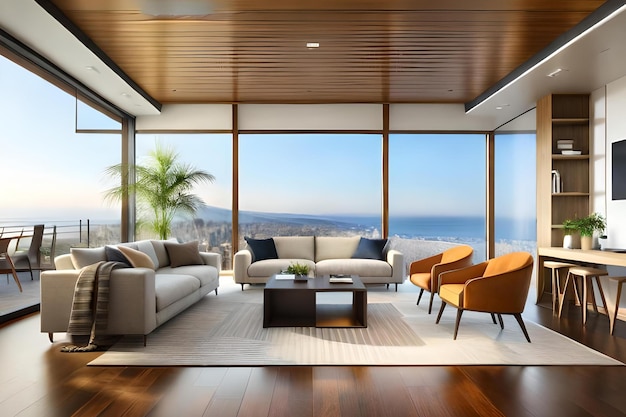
105,245 -> 131,267
352,238 -> 388,261
244,237 -> 278,262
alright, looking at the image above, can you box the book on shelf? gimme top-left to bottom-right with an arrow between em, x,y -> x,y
561,150 -> 582,155
557,139 -> 574,150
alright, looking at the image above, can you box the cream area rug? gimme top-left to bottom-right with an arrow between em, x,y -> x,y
90,278 -> 623,366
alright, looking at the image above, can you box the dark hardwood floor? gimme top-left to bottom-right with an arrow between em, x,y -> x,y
1,283 -> 626,417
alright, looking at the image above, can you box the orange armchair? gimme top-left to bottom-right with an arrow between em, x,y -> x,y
409,245 -> 474,313
435,251 -> 534,342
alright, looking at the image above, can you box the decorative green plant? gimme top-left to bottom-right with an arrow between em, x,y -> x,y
573,212 -> 606,237
562,219 -> 577,235
104,142 -> 215,239
286,262 -> 310,276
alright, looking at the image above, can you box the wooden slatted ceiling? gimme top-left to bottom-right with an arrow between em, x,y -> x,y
47,0 -> 606,104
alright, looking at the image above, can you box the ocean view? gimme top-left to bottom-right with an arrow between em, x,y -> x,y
1,209 -> 536,269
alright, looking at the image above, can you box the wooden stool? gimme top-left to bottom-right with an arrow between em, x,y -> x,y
544,261 -> 577,313
559,266 -> 608,325
609,277 -> 626,335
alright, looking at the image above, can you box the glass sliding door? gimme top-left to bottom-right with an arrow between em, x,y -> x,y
0,54 -> 122,253
494,132 -> 536,257
238,133 -> 382,248
389,133 -> 487,263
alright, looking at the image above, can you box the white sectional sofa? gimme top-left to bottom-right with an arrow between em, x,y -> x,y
40,239 -> 220,343
234,236 -> 404,290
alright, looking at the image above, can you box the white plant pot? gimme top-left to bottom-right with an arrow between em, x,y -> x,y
563,234 -> 573,249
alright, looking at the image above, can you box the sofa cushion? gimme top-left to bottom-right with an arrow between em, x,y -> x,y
105,245 -> 131,267
439,284 -> 465,307
247,258 -> 316,278
315,236 -> 360,262
165,240 -> 203,267
316,259 -> 392,277
158,264 -> 218,287
118,246 -> 156,269
352,237 -> 388,261
70,247 -> 106,269
151,238 -> 178,268
273,236 -> 314,260
136,240 -> 160,269
245,237 -> 278,262
155,274 -> 201,311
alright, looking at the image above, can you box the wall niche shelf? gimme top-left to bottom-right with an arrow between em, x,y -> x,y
537,93 -> 590,249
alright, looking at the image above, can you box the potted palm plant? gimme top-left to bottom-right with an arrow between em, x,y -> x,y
104,142 -> 215,239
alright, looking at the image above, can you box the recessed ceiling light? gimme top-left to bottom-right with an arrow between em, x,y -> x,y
121,92 -> 131,98
306,42 -> 320,49
85,65 -> 100,74
547,68 -> 563,77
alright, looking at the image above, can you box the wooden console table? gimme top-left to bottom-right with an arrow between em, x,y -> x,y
536,247 -> 626,304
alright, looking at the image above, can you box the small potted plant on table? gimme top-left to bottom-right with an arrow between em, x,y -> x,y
286,262 -> 310,282
573,212 -> 606,250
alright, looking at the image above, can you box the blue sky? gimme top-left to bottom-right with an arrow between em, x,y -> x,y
0,54 -> 536,223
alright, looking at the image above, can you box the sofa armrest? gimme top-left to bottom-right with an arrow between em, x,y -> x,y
234,249 -> 252,284
386,249 -> 405,284
54,253 -> 75,270
200,251 -> 221,273
41,267 -> 158,336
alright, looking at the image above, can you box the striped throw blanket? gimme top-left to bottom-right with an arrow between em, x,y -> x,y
61,261 -> 125,352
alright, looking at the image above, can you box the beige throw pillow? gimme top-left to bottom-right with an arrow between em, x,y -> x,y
118,245 -> 156,269
164,240 -> 203,267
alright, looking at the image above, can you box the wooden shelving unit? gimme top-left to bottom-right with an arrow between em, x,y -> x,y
536,94 -> 590,249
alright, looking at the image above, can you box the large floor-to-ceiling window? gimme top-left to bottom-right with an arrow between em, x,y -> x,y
388,133 -> 488,263
0,53 -> 122,255
238,133 -> 383,247
494,132 -> 537,256
135,133 -> 233,267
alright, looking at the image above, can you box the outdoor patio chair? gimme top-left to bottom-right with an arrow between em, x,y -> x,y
12,224 -> 44,280
0,236 -> 23,292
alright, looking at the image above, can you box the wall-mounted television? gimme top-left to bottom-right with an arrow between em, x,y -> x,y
613,139 -> 626,200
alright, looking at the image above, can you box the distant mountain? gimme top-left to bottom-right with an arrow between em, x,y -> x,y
196,205 -> 373,229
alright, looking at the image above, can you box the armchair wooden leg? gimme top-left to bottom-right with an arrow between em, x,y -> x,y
416,289 -> 424,305
395,283 -> 398,292
428,292 -> 435,314
241,283 -> 245,291
214,288 -> 218,295
497,314 -> 504,329
490,313 -> 497,324
48,332 -> 53,343
453,309 -> 464,340
514,313 -> 531,343
435,301 -> 447,324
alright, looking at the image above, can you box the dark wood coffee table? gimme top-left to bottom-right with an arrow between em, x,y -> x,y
263,275 -> 367,328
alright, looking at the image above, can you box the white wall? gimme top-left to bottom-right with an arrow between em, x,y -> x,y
136,104 -> 232,130
390,104 -> 495,131
605,75 -> 626,250
592,75 -> 626,317
590,87 -> 607,220
239,104 -> 382,130
137,103 -> 501,132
